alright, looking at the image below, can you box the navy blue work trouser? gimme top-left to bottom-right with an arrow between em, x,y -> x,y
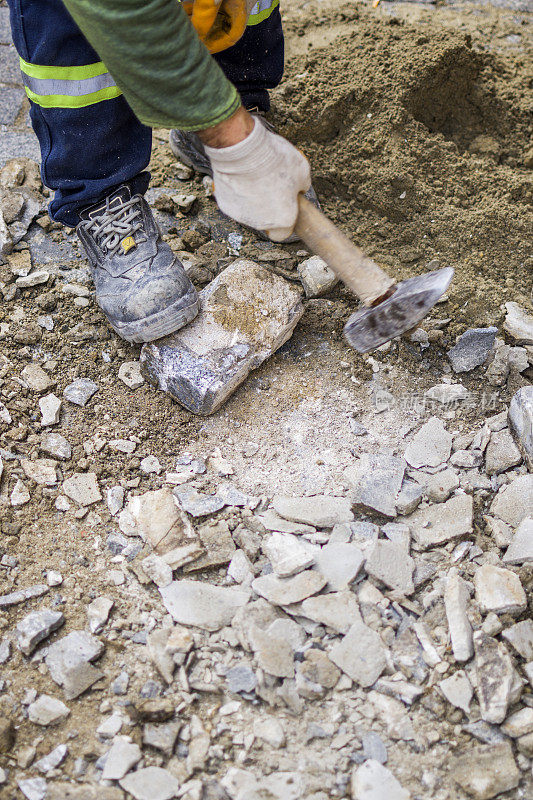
7,0 -> 284,227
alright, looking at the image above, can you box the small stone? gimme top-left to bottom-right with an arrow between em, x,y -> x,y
184,519 -> 235,572
226,664 -> 257,694
62,472 -> 101,506
28,695 -> 70,726
140,260 -> 304,415
474,631 -> 514,724
502,619 -> 533,660
141,554 -> 173,587
39,393 -> 61,426
0,584 -> 48,609
312,542 -> 365,590
140,455 -> 162,474
365,539 -> 415,595
351,760 -> 410,800
35,743 -> 68,773
16,609 -> 64,655
474,564 -> 527,614
118,360 -> 144,389
394,481 -> 423,516
17,778 -> 48,800
450,449 -> 483,469
106,485 -> 125,516
97,713 -> 124,738
444,567 -> 474,662
508,386 -> 533,468
160,580 -> 249,631
425,383 -> 469,404
346,453 -> 406,517
299,648 -> 340,689
63,378 -> 98,406
11,478 -> 30,506
22,363 -> 51,392
40,432 -> 71,460
439,670 -> 473,713
503,517 -> 533,565
45,630 -> 104,688
447,327 -> 498,372
252,570 -> 326,606
253,718 -> 285,748
248,624 -> 294,678
420,467 -> 459,503
404,417 -> 452,468
262,532 -> 314,577
124,488 -> 195,553
21,457 -> 57,485
297,255 -> 338,298
16,270 -> 49,288
489,474 -> 533,528
329,620 -> 387,687
272,494 -> 353,528
174,484 -> 225,517
86,596 -> 114,634
301,590 -> 362,634
255,509 -> 315,535
402,494 -> 473,550
102,737 -> 142,781
451,742 -> 519,800
119,766 -> 180,800
227,549 -> 254,585
362,732 -> 388,765
504,302 -> 533,345
501,707 -> 533,738
143,721 -> 181,755
485,428 -> 521,475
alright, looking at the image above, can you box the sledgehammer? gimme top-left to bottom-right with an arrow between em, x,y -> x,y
294,195 -> 454,353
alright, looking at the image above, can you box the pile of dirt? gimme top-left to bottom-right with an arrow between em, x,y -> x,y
271,7 -> 532,338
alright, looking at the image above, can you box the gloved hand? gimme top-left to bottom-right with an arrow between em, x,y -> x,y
183,0 -> 256,53
204,118 -> 312,241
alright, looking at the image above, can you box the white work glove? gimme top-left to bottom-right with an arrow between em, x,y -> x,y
204,118 -> 311,241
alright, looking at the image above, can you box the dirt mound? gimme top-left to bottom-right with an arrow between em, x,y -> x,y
271,9 -> 532,336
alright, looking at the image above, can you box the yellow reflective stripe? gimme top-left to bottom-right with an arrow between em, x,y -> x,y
247,0 -> 279,25
19,57 -> 108,81
24,84 -> 122,109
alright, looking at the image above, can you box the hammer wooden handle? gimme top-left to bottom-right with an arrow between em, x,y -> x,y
294,194 -> 395,306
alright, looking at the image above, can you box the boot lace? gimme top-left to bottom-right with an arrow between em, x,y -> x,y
81,195 -> 147,257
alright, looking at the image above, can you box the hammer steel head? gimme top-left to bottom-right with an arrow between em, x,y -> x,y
344,266 -> 454,353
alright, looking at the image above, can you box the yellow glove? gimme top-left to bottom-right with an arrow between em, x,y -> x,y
183,0 -> 252,54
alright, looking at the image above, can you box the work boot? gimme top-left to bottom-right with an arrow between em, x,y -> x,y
77,185 -> 199,343
169,115 -> 320,242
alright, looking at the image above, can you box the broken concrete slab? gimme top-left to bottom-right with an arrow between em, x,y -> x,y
474,564 -> 527,615
508,386 -> 533,469
444,567 -> 474,662
485,428 -> 521,475
401,493 -> 473,549
16,609 -> 64,655
262,532 -> 314,577
345,453 -> 406,517
27,695 -> 70,726
272,495 -> 354,528
329,620 -> 387,687
451,742 -> 519,800
252,570 -> 326,606
297,255 -> 338,298
62,472 -> 101,506
300,590 -> 362,634
504,301 -> 533,345
312,542 -> 365,591
474,631 -> 514,724
119,766 -> 180,800
102,737 -> 142,781
502,619 -> 533,660
439,670 -> 473,714
503,516 -> 533,565
489,474 -> 533,528
364,539 -> 415,595
447,327 -> 497,373
45,630 -> 104,689
351,759 -> 411,800
140,260 -> 304,415
160,580 -> 249,631
404,416 -> 452,468
122,489 -> 196,554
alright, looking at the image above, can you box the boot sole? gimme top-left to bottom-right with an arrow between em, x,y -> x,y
109,292 -> 200,344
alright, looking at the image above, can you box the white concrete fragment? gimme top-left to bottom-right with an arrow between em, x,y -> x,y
404,416 -> 452,468
444,567 -> 474,662
474,564 -> 527,615
160,580 -> 249,631
351,759 -> 411,800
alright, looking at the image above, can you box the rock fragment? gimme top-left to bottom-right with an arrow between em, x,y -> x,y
439,670 -> 473,713
508,386 -> 533,468
174,484 -> 225,517
262,532 -> 314,577
160,580 -> 249,631
297,255 -> 338,297
62,472 -> 101,506
0,584 -> 48,609
402,494 -> 473,549
425,383 -> 469,404
252,570 -> 326,606
34,743 -> 68,773
40,432 -> 71,460
272,494 -> 353,528
474,564 -> 527,614
489,474 -> 533,528
504,301 -> 533,344
123,489 -> 195,553
404,416 -> 452,468
120,767 -> 180,800
312,542 -> 364,590
16,609 -> 64,655
444,567 -> 474,662
86,597 -> 114,634
63,378 -> 98,406
451,742 -> 519,800
329,620 -> 387,687
364,539 -> 415,595
474,631 -> 514,724
118,360 -> 144,389
346,453 -> 406,517
28,695 -> 70,726
351,759 -> 410,800
141,260 -> 304,415
248,624 -> 294,678
102,737 -> 142,781
22,363 -> 51,392
502,619 -> 533,660
45,630 -> 104,691
253,717 -> 286,748
39,393 -> 61,426
301,590 -> 362,634
447,327 -> 497,372
503,516 -> 533,564
419,467 -> 459,503
17,778 -> 47,800
484,428 -> 521,474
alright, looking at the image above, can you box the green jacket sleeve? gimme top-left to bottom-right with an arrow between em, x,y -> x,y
62,0 -> 241,131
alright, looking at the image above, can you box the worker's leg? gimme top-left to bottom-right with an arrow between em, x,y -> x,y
6,0 -> 152,227
214,2 -> 284,112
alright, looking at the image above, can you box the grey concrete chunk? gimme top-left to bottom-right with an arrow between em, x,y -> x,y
447,327 -> 498,372
504,302 -> 533,345
226,664 -> 258,694
404,417 -> 452,468
490,474 -> 533,528
174,484 -> 225,517
16,609 -> 64,655
0,583 -> 48,609
329,620 -> 387,687
62,472 -> 101,506
365,539 -> 415,595
102,737 -> 142,781
262,532 -> 314,577
502,619 -> 533,660
313,542 -> 365,590
395,481 -> 423,515
123,488 -> 195,554
63,378 -> 98,406
300,590 -> 362,634
444,567 -> 474,662
45,630 -> 104,688
485,428 -> 521,475
351,759 -> 410,800
27,695 -> 70,726
474,632 -> 514,724
140,260 -> 304,415
120,766 -> 180,800
508,386 -> 533,469
86,596 -> 114,634
474,564 -> 527,615
272,494 -> 353,528
425,383 -> 470,404
160,580 -> 249,631
402,493 -> 473,549
439,670 -> 473,713
297,255 -> 338,297
503,516 -> 533,564
451,742 -> 519,800
34,744 -> 68,773
252,570 -> 326,606
248,624 -> 295,678
345,453 -> 406,517
17,778 -> 47,800
40,432 -> 71,461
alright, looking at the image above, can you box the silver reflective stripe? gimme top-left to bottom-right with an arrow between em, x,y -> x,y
249,0 -> 273,14
22,71 -> 116,97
